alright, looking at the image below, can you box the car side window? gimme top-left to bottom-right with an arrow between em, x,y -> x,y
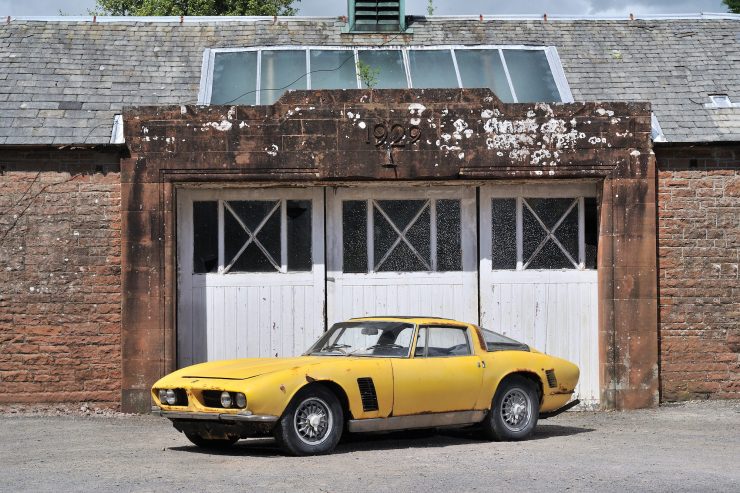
416,326 -> 471,357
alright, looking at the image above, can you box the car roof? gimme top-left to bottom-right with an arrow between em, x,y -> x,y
347,316 -> 470,326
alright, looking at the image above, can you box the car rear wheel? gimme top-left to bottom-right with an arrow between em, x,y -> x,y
481,375 -> 539,441
184,432 -> 239,449
274,385 -> 343,456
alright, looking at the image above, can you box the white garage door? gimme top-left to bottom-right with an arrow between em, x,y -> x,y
326,186 -> 478,325
177,188 -> 325,367
479,183 -> 600,407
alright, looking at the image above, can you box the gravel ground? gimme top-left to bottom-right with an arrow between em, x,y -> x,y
1,400 -> 738,492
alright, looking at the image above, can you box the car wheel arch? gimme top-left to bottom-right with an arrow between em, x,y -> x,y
281,380 -> 353,423
496,371 -> 544,406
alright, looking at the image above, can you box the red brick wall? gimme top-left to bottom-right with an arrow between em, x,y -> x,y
656,145 -> 739,401
0,150 -> 122,407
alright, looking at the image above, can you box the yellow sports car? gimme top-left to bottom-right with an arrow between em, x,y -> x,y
152,317 -> 580,455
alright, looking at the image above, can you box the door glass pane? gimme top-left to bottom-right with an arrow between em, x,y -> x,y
426,327 -> 471,357
456,49 -> 513,103
522,204 -> 548,263
310,50 -> 357,89
491,199 -> 516,269
526,198 -> 575,229
553,205 -> 578,263
342,200 -> 368,273
584,197 -> 599,269
225,201 -> 280,272
357,50 -> 407,89
437,199 -> 462,271
527,238 -> 574,269
287,200 -> 312,272
374,200 -> 430,272
193,201 -> 218,274
502,49 -> 561,102
260,50 -> 308,105
211,51 -> 257,105
408,50 -> 458,89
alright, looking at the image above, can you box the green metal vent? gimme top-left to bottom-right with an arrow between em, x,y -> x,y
348,0 -> 406,32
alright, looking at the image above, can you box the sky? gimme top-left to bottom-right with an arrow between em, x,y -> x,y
0,0 -> 731,17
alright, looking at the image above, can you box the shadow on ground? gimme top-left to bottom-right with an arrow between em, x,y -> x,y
169,423 -> 594,457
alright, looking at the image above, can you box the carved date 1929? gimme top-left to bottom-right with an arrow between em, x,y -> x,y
366,123 -> 421,147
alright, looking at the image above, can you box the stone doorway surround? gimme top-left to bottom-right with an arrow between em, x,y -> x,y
120,89 -> 657,413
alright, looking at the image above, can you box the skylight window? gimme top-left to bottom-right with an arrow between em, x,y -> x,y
200,46 -> 573,106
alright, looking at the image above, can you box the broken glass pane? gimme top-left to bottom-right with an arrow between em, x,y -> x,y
456,49 -> 513,103
437,199 -> 462,271
260,50 -> 308,105
211,51 -> 257,105
502,49 -> 561,102
193,201 -> 218,274
408,50 -> 458,89
342,201 -> 367,273
287,200 -> 312,272
310,50 -> 357,89
225,201 -> 280,272
357,50 -> 408,89
584,197 -> 599,269
491,199 -> 516,269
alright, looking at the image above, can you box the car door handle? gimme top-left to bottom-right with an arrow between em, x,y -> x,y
477,361 -> 486,368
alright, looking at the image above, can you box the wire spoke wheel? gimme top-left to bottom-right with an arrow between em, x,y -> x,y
500,388 -> 532,432
293,397 -> 333,445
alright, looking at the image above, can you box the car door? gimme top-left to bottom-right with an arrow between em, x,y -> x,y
391,325 -> 484,415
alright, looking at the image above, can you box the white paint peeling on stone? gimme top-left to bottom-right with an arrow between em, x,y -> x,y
358,121 -> 366,129
481,109 -> 494,119
408,103 -> 426,115
203,120 -> 233,132
458,152 -> 465,160
265,144 -> 279,157
596,108 -> 615,117
227,106 -> 237,120
410,118 -> 421,125
630,150 -> 641,157
239,121 -> 249,129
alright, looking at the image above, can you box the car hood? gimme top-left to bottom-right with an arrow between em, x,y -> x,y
177,356 -> 325,380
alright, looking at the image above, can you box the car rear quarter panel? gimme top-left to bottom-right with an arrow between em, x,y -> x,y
477,351 -> 580,413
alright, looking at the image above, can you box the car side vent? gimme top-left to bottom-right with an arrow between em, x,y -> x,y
546,370 -> 558,389
357,377 -> 379,412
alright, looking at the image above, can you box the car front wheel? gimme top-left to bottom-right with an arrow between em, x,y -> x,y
274,385 -> 343,456
482,375 -> 539,441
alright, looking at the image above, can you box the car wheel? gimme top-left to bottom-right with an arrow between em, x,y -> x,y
481,375 -> 539,441
184,432 -> 239,449
274,385 -> 343,456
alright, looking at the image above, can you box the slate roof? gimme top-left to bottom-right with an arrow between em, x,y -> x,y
0,16 -> 739,145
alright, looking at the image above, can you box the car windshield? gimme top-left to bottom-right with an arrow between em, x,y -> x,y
480,327 -> 530,352
306,321 -> 415,358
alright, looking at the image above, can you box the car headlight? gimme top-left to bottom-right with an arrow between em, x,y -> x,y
235,392 -> 247,409
220,391 -> 232,408
165,389 -> 177,405
158,389 -> 177,406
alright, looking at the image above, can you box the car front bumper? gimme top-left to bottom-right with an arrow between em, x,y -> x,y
152,406 -> 279,439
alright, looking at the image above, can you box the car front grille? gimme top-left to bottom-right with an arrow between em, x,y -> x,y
201,390 -> 225,408
546,370 -> 558,389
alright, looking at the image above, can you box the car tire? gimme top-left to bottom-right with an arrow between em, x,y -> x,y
274,385 -> 343,456
184,432 -> 239,449
481,375 -> 539,441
